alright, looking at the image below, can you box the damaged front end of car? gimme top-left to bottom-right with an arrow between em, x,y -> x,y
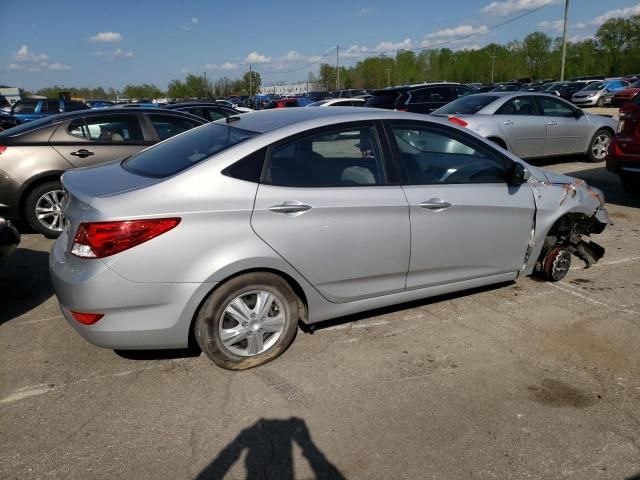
522,171 -> 611,282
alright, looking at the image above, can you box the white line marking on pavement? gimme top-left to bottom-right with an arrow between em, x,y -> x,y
0,384 -> 56,405
319,320 -> 389,333
17,315 -> 63,325
570,255 -> 640,270
549,283 -> 637,315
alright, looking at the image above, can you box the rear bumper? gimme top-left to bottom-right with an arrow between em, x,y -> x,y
49,236 -> 215,350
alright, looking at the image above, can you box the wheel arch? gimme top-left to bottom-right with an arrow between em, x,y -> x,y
19,171 -> 65,218
487,136 -> 508,150
187,267 -> 310,349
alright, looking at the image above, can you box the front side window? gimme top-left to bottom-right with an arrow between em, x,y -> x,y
67,114 -> 144,142
391,124 -> 509,185
149,114 -> 201,140
537,97 -> 575,117
495,96 -> 538,116
265,125 -> 385,187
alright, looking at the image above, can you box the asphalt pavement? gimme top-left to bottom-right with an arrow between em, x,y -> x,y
1,156 -> 639,479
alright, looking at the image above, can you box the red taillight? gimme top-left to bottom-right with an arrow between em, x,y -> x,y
70,311 -> 104,325
71,218 -> 181,259
448,116 -> 468,128
0,146 -> 7,155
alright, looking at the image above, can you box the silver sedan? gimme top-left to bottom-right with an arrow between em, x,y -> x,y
432,92 -> 616,162
50,107 -> 610,370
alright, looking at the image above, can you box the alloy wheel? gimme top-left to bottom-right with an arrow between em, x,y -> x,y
35,189 -> 65,232
591,133 -> 610,161
218,290 -> 286,357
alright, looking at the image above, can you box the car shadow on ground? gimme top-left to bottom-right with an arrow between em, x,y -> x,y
195,417 -> 345,480
302,281 -> 515,334
0,248 -> 53,325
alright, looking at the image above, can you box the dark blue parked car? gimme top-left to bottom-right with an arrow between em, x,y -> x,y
11,99 -> 88,124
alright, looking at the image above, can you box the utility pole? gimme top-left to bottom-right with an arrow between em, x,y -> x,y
490,55 -> 496,83
249,64 -> 253,97
203,71 -> 208,98
386,68 -> 392,86
336,45 -> 340,91
560,0 -> 570,81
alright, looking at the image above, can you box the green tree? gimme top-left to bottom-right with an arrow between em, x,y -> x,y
121,83 -> 163,100
522,32 -> 552,79
596,18 -> 630,75
241,70 -> 261,96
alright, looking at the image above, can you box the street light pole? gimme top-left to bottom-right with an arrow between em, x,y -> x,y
336,45 -> 340,90
386,68 -> 392,86
560,0 -> 570,81
249,64 -> 253,97
491,55 -> 496,83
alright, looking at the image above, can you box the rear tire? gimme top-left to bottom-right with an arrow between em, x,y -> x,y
586,129 -> 611,163
24,181 -> 65,238
194,272 -> 299,370
596,96 -> 605,107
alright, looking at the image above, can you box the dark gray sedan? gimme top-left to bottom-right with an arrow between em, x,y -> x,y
432,92 -> 616,162
0,108 -> 206,237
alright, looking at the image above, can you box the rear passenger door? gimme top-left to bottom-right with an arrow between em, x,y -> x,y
251,122 -> 411,303
51,113 -> 151,167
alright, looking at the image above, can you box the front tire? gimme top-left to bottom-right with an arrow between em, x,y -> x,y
194,273 -> 299,370
24,181 -> 65,238
586,129 -> 612,163
542,247 -> 572,282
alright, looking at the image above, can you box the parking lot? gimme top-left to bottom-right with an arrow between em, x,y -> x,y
1,153 -> 638,479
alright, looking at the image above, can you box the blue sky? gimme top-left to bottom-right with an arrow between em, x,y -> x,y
1,0 -> 639,91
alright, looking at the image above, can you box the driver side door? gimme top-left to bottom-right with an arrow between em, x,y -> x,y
386,121 -> 536,289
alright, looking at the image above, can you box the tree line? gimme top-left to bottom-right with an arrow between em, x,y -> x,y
318,16 -> 640,90
24,14 -> 639,100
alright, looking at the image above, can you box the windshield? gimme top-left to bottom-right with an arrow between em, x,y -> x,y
433,95 -> 498,115
631,80 -> 640,88
584,82 -> 605,91
307,100 -> 330,107
122,123 -> 257,178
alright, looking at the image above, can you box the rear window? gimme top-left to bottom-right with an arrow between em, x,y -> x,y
13,101 -> 38,113
122,123 -> 257,178
365,91 -> 400,109
0,115 -> 58,138
433,95 -> 499,114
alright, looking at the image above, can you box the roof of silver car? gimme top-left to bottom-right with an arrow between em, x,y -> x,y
226,107 -> 409,133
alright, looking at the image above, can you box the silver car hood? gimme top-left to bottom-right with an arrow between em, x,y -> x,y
536,169 -> 577,185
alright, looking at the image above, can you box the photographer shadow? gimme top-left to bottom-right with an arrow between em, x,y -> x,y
196,417 -> 345,480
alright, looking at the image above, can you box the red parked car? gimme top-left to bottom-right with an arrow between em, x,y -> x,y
611,80 -> 640,107
607,95 -> 640,193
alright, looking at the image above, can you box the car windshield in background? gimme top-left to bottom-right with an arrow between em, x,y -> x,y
122,123 -> 257,178
433,95 -> 499,114
308,100 -> 330,107
631,80 -> 640,88
584,82 -> 605,91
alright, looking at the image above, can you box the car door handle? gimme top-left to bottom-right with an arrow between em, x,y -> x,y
419,199 -> 452,211
547,121 -> 558,126
269,202 -> 312,214
503,120 -> 514,126
70,149 -> 94,158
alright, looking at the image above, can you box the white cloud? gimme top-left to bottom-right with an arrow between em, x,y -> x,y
89,31 -> 122,42
357,7 -> 373,16
180,67 -> 191,73
482,0 -> 551,16
375,38 -> 414,52
48,62 -> 71,71
204,62 -> 239,70
285,50 -> 302,61
453,44 -> 483,51
578,3 -> 640,28
245,51 -> 271,63
191,17 -> 198,23
341,44 -> 370,58
7,45 -> 69,72
538,19 -> 564,31
93,48 -> 133,59
568,34 -> 594,43
426,24 -> 488,38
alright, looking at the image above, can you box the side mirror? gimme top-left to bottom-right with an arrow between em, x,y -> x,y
574,109 -> 584,119
510,163 -> 531,184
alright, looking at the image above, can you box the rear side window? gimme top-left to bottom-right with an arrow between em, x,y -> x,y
495,96 -> 538,116
67,114 -> 144,142
222,148 -> 266,183
13,101 -> 38,113
265,125 -> 385,187
149,114 -> 201,140
365,91 -> 400,109
122,123 -> 257,178
391,124 -> 509,185
206,108 -> 227,121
